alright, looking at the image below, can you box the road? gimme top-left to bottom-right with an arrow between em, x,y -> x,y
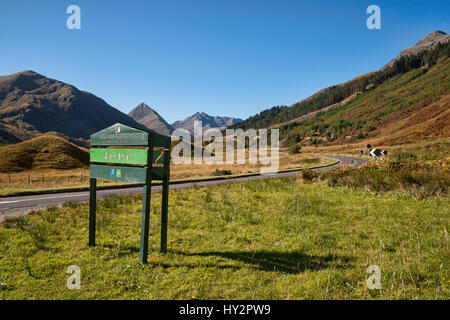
0,155 -> 368,221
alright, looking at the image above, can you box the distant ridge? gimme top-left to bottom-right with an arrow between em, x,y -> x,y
128,103 -> 174,136
172,112 -> 243,135
0,70 -> 145,145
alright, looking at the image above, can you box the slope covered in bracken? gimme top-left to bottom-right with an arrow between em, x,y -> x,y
280,56 -> 450,148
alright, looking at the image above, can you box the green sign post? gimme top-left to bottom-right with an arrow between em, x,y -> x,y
89,123 -> 171,264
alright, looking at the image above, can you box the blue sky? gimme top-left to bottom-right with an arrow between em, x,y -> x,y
1,0 -> 449,123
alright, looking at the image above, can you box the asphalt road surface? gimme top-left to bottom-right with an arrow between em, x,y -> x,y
0,155 -> 368,221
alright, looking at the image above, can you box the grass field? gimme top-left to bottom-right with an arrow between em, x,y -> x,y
0,177 -> 448,299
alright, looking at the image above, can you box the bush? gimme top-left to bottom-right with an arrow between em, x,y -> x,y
300,169 -> 319,182
288,144 -> 302,155
357,132 -> 366,139
282,132 -> 302,147
211,169 -> 232,176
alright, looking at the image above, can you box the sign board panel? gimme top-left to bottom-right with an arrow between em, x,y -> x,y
90,164 -> 163,182
90,123 -> 171,148
90,148 -> 166,166
91,133 -> 149,146
90,148 -> 149,165
90,164 -> 148,183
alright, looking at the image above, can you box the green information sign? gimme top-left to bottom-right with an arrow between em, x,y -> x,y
90,164 -> 148,183
90,148 -> 149,165
89,123 -> 171,264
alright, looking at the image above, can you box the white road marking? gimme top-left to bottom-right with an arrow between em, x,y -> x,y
0,200 -> 20,204
0,193 -> 89,204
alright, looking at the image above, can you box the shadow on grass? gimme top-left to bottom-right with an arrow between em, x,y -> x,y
100,243 -> 243,271
0,284 -> 16,292
175,250 -> 355,274
101,243 -> 140,253
98,244 -> 354,274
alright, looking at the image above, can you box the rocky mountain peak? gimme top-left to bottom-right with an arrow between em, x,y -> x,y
383,30 -> 449,69
128,103 -> 174,136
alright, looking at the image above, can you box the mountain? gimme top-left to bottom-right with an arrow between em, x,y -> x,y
128,103 -> 174,136
173,112 -> 242,134
0,135 -> 89,172
232,31 -> 450,132
0,70 -> 145,146
383,30 -> 450,70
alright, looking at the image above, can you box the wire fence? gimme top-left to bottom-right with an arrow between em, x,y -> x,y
0,169 -> 91,189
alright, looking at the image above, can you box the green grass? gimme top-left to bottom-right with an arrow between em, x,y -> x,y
0,178 -> 448,299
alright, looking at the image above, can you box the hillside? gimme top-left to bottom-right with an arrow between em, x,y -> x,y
128,103 -> 174,135
0,135 -> 89,172
173,112 -> 242,134
0,71 -> 145,145
232,31 -> 450,131
279,56 -> 450,148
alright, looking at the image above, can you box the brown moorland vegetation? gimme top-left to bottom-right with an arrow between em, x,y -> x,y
300,150 -> 450,199
0,135 -> 89,172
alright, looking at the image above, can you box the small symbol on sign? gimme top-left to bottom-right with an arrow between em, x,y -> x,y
155,150 -> 165,164
115,126 -> 121,134
110,169 -> 116,177
116,169 -> 121,178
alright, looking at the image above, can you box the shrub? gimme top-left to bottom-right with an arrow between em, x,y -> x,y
282,132 -> 302,147
211,169 -> 232,176
289,144 -> 302,155
300,169 -> 319,182
357,132 -> 366,139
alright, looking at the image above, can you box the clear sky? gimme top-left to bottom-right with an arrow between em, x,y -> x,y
1,0 -> 449,123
